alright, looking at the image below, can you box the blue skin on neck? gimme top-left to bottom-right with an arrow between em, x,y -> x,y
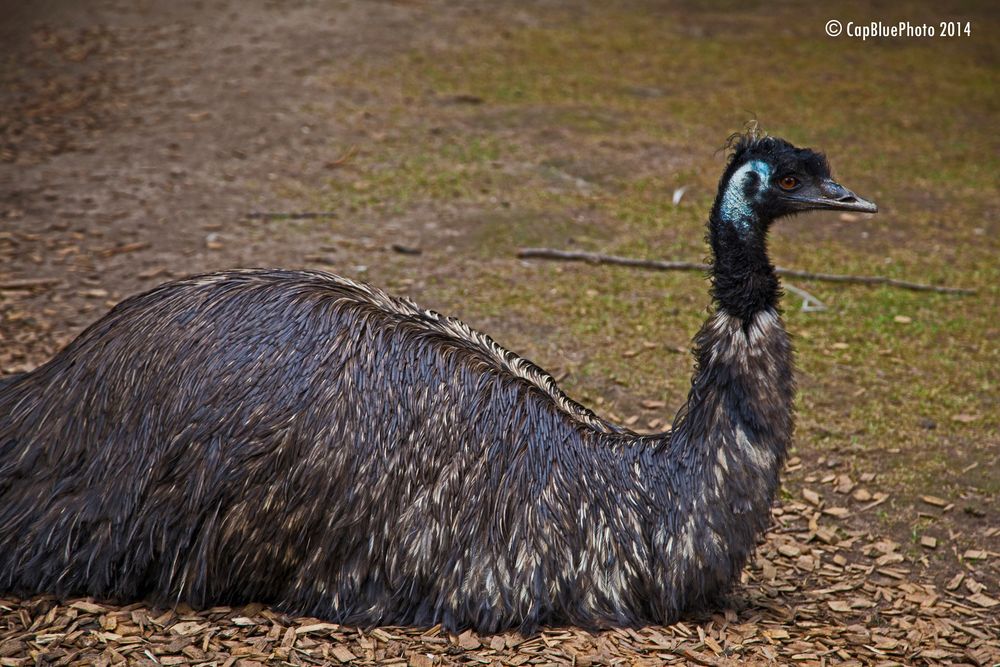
720,160 -> 771,233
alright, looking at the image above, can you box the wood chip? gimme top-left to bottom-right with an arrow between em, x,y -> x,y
876,567 -> 907,579
681,648 -> 718,665
330,645 -> 357,662
703,635 -> 724,655
295,623 -> 339,634
169,622 -> 206,636
409,654 -> 435,667
967,593 -> 999,608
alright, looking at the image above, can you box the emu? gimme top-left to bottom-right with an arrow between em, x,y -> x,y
0,133 -> 876,632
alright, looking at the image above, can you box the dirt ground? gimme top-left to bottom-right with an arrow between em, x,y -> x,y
1,0 -> 998,665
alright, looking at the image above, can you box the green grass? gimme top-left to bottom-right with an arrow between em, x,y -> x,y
295,1 -> 999,501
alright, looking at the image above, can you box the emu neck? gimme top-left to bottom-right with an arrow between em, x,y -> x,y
654,175 -> 796,603
660,305 -> 795,605
709,220 -> 779,322
709,163 -> 780,322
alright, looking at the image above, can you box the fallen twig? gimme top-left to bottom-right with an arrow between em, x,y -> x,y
773,266 -> 976,295
516,248 -> 976,296
325,145 -> 358,169
246,212 -> 339,220
0,278 -> 63,291
518,249 -> 706,272
857,495 -> 891,513
99,241 -> 150,258
784,283 -> 827,312
391,243 -> 422,256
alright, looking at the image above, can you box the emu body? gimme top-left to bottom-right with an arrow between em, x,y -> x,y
0,134 -> 875,631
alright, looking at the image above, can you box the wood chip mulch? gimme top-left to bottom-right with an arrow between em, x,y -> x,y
1,461 -> 998,667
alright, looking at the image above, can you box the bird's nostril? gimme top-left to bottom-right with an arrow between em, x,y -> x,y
839,194 -> 857,202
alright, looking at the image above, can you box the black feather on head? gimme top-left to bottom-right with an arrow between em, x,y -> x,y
723,125 -> 831,180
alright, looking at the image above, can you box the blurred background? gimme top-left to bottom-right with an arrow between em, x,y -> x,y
0,0 -> 997,662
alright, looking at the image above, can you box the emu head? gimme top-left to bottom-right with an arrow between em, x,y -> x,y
713,133 -> 877,234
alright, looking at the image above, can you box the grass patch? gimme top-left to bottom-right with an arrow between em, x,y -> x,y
300,1 -> 998,503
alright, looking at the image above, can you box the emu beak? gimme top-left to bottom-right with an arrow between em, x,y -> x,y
786,179 -> 879,214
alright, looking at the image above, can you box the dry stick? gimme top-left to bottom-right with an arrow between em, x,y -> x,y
0,278 -> 63,291
99,241 -> 151,258
516,248 -> 976,296
783,283 -> 827,312
246,212 -> 339,220
326,144 -> 358,168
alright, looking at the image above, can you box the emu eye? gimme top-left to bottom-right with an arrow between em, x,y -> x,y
778,175 -> 800,191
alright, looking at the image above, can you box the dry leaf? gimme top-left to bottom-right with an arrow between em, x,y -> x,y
920,495 -> 948,508
852,488 -> 872,502
802,488 -> 821,506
